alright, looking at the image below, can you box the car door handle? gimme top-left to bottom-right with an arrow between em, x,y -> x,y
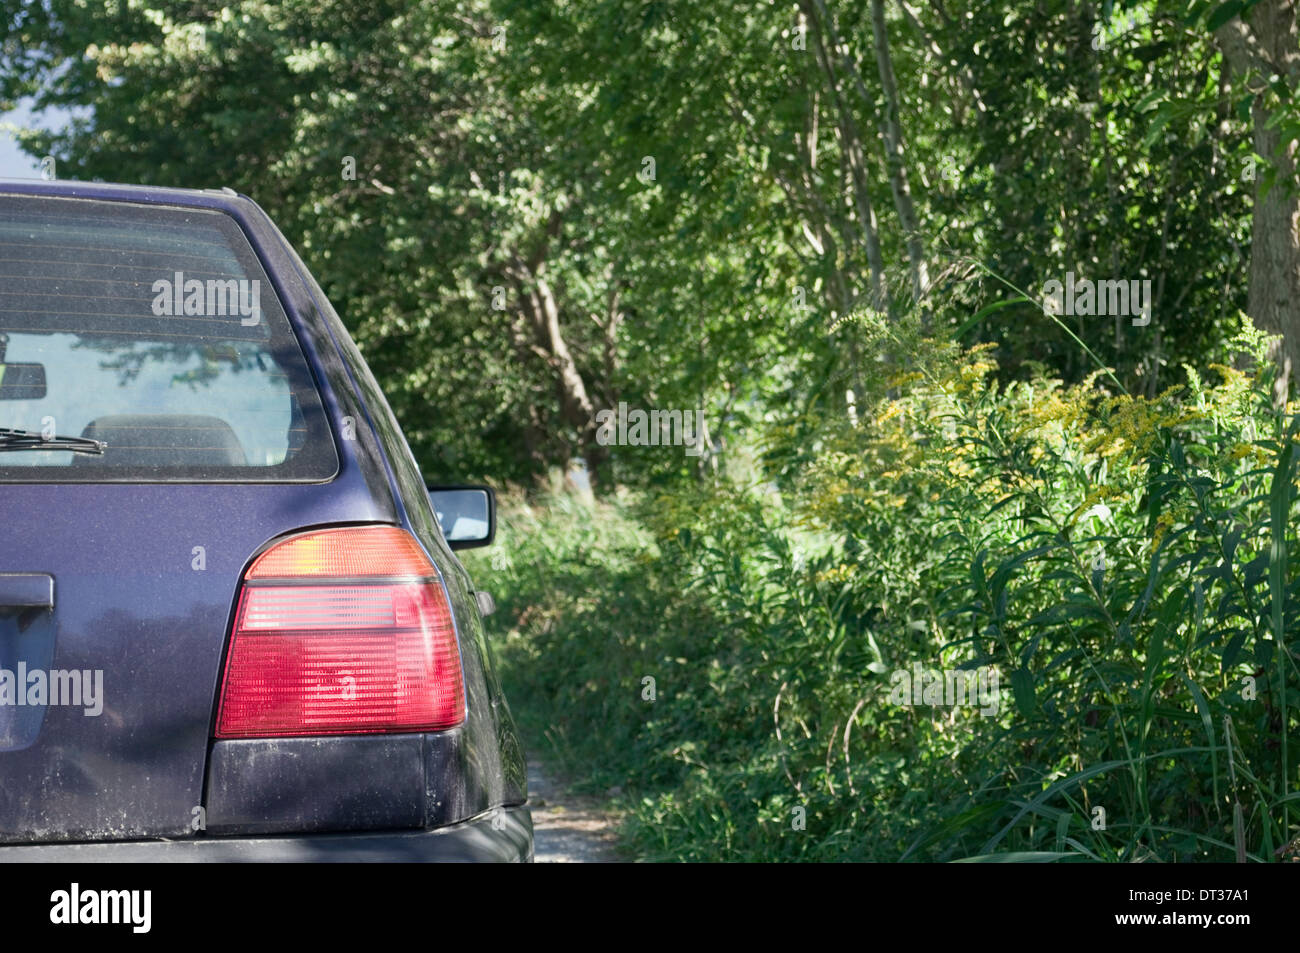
0,574 -> 54,610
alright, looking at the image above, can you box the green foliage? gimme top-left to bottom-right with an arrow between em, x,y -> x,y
1,0 -> 1266,484
481,319 -> 1300,861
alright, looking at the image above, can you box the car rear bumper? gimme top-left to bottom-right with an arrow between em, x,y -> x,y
0,806 -> 533,863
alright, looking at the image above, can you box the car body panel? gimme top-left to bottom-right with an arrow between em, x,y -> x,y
0,179 -> 529,858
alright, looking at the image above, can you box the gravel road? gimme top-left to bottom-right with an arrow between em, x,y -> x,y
527,760 -> 622,863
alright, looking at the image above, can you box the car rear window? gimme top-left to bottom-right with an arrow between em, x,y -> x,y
0,194 -> 337,482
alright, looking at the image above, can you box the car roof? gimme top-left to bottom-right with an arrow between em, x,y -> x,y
0,178 -> 252,213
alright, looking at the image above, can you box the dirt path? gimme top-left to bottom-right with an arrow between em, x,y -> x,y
527,760 -> 622,863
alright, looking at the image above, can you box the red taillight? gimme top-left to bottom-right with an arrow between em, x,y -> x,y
215,526 -> 465,738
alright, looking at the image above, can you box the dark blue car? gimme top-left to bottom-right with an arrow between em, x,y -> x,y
0,179 -> 532,861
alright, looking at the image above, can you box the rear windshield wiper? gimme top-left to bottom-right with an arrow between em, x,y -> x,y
0,427 -> 106,455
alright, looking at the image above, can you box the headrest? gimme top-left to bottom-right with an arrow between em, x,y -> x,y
74,415 -> 246,467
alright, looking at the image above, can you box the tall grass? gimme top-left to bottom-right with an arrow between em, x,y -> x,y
470,321 -> 1300,862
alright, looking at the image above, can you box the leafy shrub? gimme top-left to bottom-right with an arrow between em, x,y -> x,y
475,320 -> 1300,862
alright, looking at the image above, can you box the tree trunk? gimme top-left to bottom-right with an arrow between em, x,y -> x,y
869,0 -> 928,303
1216,0 -> 1300,402
800,0 -> 888,310
509,257 -> 610,486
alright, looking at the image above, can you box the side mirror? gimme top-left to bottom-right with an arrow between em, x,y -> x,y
427,485 -> 495,549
